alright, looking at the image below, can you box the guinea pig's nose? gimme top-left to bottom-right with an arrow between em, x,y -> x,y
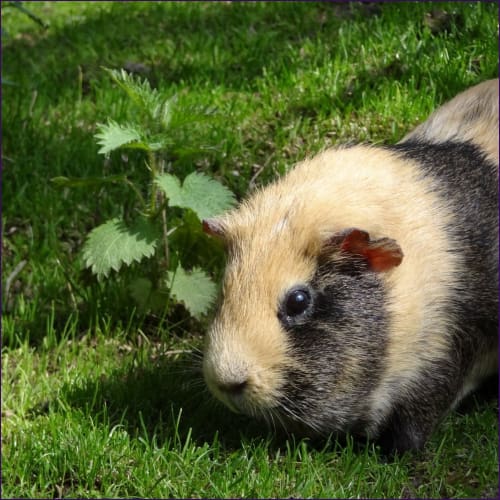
218,380 -> 248,395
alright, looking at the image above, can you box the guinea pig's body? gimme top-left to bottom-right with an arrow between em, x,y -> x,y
202,79 -> 499,454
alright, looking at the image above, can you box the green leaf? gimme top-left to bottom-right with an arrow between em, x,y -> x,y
155,174 -> 183,207
182,172 -> 236,220
94,120 -> 143,155
159,94 -> 178,129
104,68 -> 163,121
166,266 -> 217,318
82,217 -> 159,278
156,172 -> 235,220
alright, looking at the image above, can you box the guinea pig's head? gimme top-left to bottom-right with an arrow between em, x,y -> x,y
202,188 -> 403,436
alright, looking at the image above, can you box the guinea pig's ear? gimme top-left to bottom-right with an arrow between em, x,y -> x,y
325,228 -> 403,272
202,217 -> 226,240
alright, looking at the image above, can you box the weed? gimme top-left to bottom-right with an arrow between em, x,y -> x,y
52,68 -> 235,318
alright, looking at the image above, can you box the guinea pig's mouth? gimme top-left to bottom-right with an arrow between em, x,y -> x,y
205,375 -> 289,422
219,390 -> 320,436
203,355 -> 287,417
212,387 -> 245,415
207,376 -> 328,437
212,384 -> 278,417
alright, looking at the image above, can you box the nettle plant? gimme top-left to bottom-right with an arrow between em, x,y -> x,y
54,68 -> 235,319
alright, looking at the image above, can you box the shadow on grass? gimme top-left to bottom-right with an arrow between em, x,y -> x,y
54,350 -> 282,451
4,3 -> 368,95
4,2 -> 490,108
51,337 -> 499,453
49,346 -> 380,455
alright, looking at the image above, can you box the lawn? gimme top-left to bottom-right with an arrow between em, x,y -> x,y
2,1 -> 498,498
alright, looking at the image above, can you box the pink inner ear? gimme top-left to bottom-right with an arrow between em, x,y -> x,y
332,228 -> 403,272
202,218 -> 226,239
363,240 -> 404,272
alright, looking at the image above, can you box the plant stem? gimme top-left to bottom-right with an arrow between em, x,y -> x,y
148,151 -> 158,213
161,206 -> 169,269
148,151 -> 169,270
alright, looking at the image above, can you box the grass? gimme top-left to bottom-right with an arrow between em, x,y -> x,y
2,1 -> 498,498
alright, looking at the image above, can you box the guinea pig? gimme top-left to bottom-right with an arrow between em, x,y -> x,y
202,79 -> 499,454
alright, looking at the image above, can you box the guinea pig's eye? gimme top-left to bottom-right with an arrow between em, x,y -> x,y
283,287 -> 312,318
